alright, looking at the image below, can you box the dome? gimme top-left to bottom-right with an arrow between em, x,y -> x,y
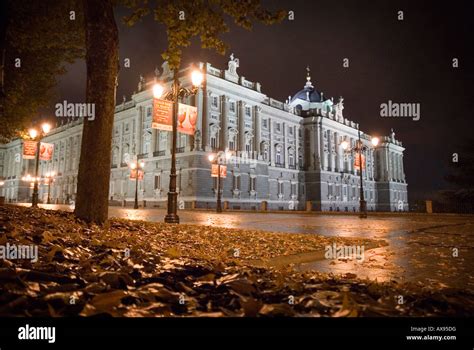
290,86 -> 323,103
289,66 -> 324,104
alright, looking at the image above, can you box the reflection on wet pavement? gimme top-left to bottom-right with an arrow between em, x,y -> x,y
18,203 -> 474,291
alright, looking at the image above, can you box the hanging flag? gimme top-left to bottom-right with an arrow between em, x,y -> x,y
22,140 -> 37,159
177,103 -> 198,135
130,169 -> 144,180
354,153 -> 366,170
39,142 -> 54,161
152,98 -> 173,131
211,164 -> 227,178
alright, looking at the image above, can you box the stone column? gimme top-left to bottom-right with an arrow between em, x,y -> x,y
220,95 -> 228,150
283,122 -> 289,168
150,127 -> 157,157
195,86 -> 204,151
269,118 -> 275,166
319,124 -> 325,171
238,101 -> 245,152
334,132 -> 341,172
254,106 -> 261,159
135,106 -> 143,155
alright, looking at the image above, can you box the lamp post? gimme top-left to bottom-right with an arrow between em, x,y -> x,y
208,150 -> 232,213
28,123 -> 51,207
341,130 -> 379,218
130,159 -> 145,209
153,67 -> 203,223
44,171 -> 55,204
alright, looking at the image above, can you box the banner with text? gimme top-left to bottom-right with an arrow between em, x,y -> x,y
22,140 -> 37,159
152,98 -> 173,131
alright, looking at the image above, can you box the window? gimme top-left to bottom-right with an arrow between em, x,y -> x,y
250,177 -> 256,192
278,182 -> 284,196
146,106 -> 152,119
229,101 -> 235,113
245,143 -> 251,154
125,123 -> 129,132
154,175 -> 161,190
245,106 -> 251,116
212,96 -> 218,108
275,147 -> 282,165
211,136 -> 218,149
289,127 -> 294,136
289,151 -> 295,167
261,143 -> 269,161
229,139 -> 235,151
233,175 -> 241,190
291,183 -> 297,196
328,183 -> 333,197
262,119 -> 268,128
275,123 -> 281,132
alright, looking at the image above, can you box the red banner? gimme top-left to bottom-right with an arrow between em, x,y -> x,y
211,164 -> 227,178
177,103 -> 198,135
152,98 -> 173,131
130,169 -> 144,180
354,153 -> 366,170
22,140 -> 37,159
39,142 -> 54,161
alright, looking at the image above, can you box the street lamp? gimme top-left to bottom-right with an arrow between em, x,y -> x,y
341,130 -> 379,218
27,123 -> 51,207
44,171 -> 55,204
208,150 -> 232,213
130,159 -> 145,209
153,67 -> 204,223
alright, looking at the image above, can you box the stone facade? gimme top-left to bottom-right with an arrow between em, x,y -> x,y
0,56 -> 408,211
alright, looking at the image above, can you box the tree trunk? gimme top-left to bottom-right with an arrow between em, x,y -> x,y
75,0 -> 118,224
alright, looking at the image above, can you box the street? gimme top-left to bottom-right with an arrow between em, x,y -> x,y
16,203 -> 474,292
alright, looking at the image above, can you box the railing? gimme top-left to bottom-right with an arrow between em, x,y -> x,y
288,164 -> 296,169
137,153 -> 148,160
153,150 -> 166,157
176,147 -> 185,153
120,162 -> 128,168
274,163 -> 285,168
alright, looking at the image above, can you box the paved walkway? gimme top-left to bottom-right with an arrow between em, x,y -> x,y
16,203 -> 474,291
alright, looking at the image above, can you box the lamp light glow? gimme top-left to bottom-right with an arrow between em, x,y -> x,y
191,70 -> 204,87
152,83 -> 164,99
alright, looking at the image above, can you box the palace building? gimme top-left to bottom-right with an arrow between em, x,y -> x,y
0,55 -> 408,212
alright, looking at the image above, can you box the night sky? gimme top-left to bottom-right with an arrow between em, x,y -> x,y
52,0 -> 474,201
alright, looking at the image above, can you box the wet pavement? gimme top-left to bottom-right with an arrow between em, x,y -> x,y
16,203 -> 474,291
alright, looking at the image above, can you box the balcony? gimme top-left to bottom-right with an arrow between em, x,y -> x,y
176,147 -> 185,154
137,153 -> 148,160
153,150 -> 166,157
120,162 -> 128,168
274,163 -> 285,168
288,164 -> 296,170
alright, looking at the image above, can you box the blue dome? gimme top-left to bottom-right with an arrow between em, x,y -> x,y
290,86 -> 322,103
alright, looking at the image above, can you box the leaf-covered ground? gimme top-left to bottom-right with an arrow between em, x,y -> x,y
0,205 -> 472,317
